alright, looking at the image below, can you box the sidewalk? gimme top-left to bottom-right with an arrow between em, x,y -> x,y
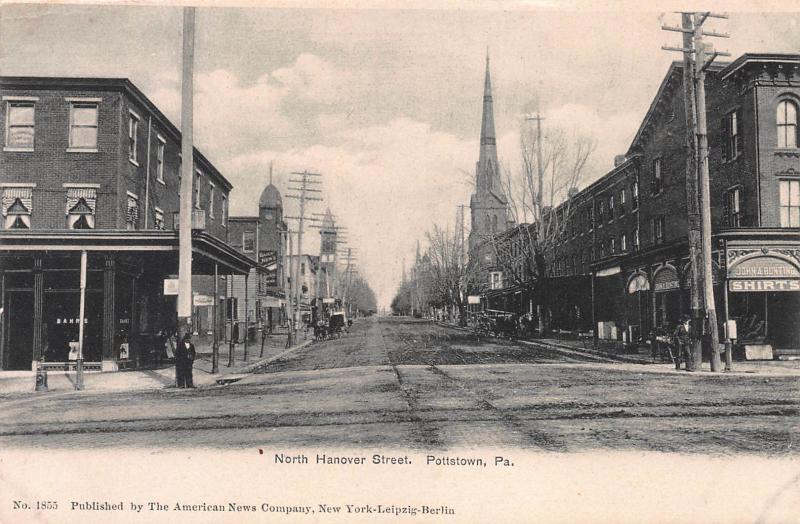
0,327 -> 314,398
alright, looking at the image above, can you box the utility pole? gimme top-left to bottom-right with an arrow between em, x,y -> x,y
285,171 -> 323,336
283,227 -> 295,348
526,112 -> 546,334
663,11 -> 729,372
177,6 -> 195,342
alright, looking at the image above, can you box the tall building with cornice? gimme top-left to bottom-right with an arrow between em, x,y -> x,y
468,54 -> 508,255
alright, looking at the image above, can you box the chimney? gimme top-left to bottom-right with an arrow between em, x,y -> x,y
614,155 -> 627,167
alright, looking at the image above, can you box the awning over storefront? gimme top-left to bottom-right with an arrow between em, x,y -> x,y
0,230 -> 255,275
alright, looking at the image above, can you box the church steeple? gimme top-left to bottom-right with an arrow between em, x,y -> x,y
469,51 -> 508,254
477,52 -> 501,196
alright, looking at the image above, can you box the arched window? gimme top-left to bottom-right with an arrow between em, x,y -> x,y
777,100 -> 798,148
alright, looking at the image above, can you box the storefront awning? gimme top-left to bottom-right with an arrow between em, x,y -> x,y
0,230 -> 255,275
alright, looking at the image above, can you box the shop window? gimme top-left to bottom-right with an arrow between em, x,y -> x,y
777,100 -> 798,149
68,101 -> 99,150
243,231 -> 255,253
651,158 -> 663,195
723,109 -> 742,160
65,186 -> 97,229
5,99 -> 36,150
779,179 -> 800,227
724,186 -> 742,227
2,185 -> 34,229
126,192 -> 139,230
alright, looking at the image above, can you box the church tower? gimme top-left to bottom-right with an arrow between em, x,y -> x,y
468,52 -> 508,253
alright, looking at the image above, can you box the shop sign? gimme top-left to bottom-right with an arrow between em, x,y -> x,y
163,278 -> 179,295
467,295 -> 481,304
193,294 -> 214,307
323,297 -> 335,304
729,280 -> 800,292
259,251 -> 279,286
653,267 -> 680,292
728,256 -> 800,278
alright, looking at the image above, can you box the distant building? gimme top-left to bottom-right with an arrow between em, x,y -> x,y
0,76 -> 253,370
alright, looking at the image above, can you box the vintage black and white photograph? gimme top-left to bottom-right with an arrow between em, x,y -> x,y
1,1 -> 799,522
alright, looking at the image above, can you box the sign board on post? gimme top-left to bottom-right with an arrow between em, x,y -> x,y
163,278 -> 179,296
193,294 -> 214,307
259,250 -> 279,287
724,320 -> 737,341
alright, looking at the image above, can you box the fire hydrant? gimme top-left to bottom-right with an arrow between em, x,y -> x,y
35,360 -> 48,392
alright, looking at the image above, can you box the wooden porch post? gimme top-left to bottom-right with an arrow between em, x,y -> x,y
102,255 -> 116,368
31,255 -> 43,368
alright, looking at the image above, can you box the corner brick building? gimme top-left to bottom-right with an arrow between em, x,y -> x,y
0,77 -> 254,371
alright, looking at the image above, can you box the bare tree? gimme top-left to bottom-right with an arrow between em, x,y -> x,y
425,224 -> 477,325
488,122 -> 596,334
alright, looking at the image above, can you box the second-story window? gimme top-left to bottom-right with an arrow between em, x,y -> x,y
2,185 -> 33,229
610,237 -> 616,254
209,184 -> 215,218
652,158 -> 663,195
779,179 -> 800,227
597,200 -> 605,224
68,101 -> 99,150
599,241 -> 605,258
126,192 -> 139,230
5,99 -> 36,151
724,186 -> 742,227
154,207 -> 165,230
619,188 -> 626,216
724,109 -> 742,160
156,136 -> 165,183
620,233 -> 627,252
651,215 -> 665,244
631,180 -> 639,210
65,185 -> 97,229
633,227 -> 640,251
608,194 -> 614,222
777,100 -> 798,149
128,111 -> 139,164
194,171 -> 201,209
243,231 -> 255,253
221,195 -> 228,226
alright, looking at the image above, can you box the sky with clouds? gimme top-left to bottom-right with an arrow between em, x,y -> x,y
2,3 -> 798,309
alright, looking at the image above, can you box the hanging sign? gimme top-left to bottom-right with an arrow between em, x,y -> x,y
163,278 -> 179,296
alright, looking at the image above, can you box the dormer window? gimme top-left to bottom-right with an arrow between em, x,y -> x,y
2,184 -> 34,229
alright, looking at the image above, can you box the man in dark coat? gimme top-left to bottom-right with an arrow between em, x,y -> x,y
174,334 -> 187,388
180,333 -> 197,388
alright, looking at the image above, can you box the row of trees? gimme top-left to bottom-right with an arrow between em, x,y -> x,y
343,273 -> 378,316
391,117 -> 597,333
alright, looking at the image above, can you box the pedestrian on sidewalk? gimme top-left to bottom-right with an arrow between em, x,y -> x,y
174,334 -> 187,388
181,333 -> 197,388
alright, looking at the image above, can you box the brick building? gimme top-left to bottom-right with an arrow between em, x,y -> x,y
0,76 -> 253,371
481,53 -> 800,357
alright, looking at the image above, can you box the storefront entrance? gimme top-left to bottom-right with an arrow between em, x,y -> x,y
3,290 -> 34,370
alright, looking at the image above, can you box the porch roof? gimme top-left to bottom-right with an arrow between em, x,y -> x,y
0,230 -> 255,275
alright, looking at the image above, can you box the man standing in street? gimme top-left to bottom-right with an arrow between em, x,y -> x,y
181,333 -> 197,388
673,315 -> 691,371
174,333 -> 187,387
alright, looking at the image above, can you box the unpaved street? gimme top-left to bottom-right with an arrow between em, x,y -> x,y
1,317 -> 798,453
